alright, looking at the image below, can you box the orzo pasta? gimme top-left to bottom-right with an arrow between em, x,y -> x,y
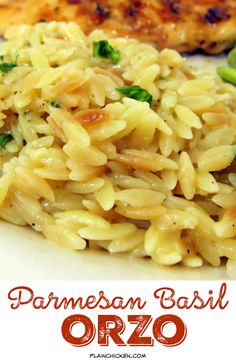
0,22 -> 236,271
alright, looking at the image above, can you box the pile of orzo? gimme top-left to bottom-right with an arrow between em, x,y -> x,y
0,21 -> 236,270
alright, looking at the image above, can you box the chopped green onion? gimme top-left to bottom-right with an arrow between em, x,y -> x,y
92,40 -> 120,64
116,85 -> 153,105
0,53 -> 18,73
217,67 -> 236,86
51,101 -> 61,108
228,47 -> 236,69
0,133 -> 14,148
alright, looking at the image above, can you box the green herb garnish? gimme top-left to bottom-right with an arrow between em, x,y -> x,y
0,53 -> 18,73
51,101 -> 61,108
116,85 -> 153,105
228,47 -> 236,69
0,62 -> 17,73
217,67 -> 236,86
217,45 -> 236,85
0,133 -> 14,148
92,40 -> 120,64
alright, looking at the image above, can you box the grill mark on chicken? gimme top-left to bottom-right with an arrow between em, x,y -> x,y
204,7 -> 230,24
0,0 -> 236,53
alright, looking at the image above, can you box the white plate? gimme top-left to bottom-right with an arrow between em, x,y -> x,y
0,220 -> 232,280
0,54 -> 234,280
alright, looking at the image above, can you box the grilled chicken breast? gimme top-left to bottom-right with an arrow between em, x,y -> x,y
0,0 -> 236,53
